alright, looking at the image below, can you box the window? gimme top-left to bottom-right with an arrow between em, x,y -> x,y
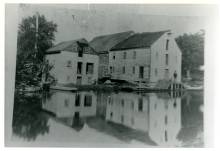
132,66 -> 135,74
110,66 -> 113,73
123,52 -> 127,59
166,39 -> 169,50
122,66 -> 125,74
138,98 -> 143,111
110,112 -> 113,119
155,68 -> 158,76
165,54 -> 169,65
113,52 -> 116,60
77,62 -> 82,74
66,60 -> 72,67
139,66 -> 144,78
78,46 -> 83,57
75,94 -> 80,106
133,51 -> 136,59
84,95 -> 92,107
86,63 -> 94,74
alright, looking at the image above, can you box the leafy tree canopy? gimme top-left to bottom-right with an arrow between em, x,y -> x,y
15,14 -> 57,88
175,30 -> 204,76
17,14 -> 57,61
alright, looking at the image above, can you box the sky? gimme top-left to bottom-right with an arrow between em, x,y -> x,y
17,4 -> 214,44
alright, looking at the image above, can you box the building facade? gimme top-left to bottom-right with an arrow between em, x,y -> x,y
90,31 -> 134,79
45,39 -> 99,85
105,92 -> 182,146
109,30 -> 182,85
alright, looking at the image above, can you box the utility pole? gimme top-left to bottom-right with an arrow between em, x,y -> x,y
34,12 -> 39,59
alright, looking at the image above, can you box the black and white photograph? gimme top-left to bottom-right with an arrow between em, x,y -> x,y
4,3 -> 219,148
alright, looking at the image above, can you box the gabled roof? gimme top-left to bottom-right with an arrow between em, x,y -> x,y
89,31 -> 134,54
46,38 -> 98,55
111,30 -> 170,51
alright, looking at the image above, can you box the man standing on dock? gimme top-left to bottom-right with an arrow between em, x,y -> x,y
173,70 -> 177,82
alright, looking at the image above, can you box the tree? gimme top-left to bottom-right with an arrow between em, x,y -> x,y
15,14 -> 57,89
12,93 -> 50,140
17,14 -> 57,61
175,30 -> 204,79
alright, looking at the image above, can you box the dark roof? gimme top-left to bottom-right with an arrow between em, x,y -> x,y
46,38 -> 98,55
111,30 -> 170,51
89,31 -> 134,54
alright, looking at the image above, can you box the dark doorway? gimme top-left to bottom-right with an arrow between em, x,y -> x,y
86,63 -> 94,74
77,62 -> 82,74
84,95 -> 92,107
75,93 -> 80,106
139,66 -> 144,78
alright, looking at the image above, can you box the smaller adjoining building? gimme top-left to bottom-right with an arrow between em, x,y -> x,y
45,38 -> 99,85
109,30 -> 182,86
90,31 -> 134,80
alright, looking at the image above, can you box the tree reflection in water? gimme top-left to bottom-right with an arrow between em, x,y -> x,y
12,92 -> 50,141
177,91 -> 204,147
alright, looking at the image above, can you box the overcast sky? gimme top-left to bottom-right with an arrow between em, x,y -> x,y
17,4 -> 214,44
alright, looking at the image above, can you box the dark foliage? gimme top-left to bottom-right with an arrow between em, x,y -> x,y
175,30 -> 204,77
12,93 -> 50,141
15,14 -> 57,88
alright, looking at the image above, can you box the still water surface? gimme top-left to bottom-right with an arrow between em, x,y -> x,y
12,90 -> 203,147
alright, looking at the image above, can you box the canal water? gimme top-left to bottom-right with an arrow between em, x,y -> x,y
11,90 -> 203,147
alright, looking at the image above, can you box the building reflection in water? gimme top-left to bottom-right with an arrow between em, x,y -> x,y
105,91 -> 182,147
42,91 -> 97,131
42,90 -> 191,146
106,92 -> 150,132
148,93 -> 182,147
